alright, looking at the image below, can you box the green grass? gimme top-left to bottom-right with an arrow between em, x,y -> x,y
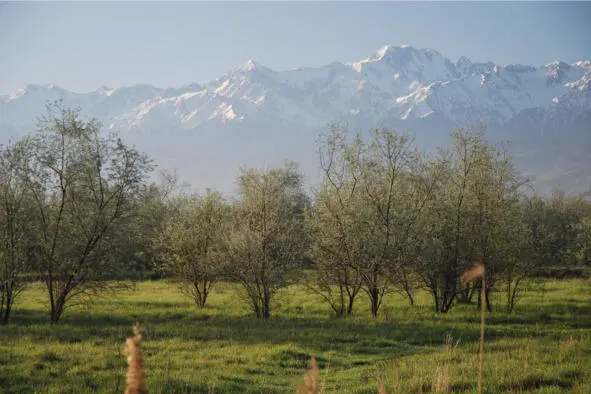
1,279 -> 590,393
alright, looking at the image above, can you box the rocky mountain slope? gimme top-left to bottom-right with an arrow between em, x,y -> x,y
1,45 -> 590,194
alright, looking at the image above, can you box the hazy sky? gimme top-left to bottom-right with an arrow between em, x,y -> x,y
1,1 -> 590,94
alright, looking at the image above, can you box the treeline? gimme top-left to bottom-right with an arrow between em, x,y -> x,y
1,103 -> 590,324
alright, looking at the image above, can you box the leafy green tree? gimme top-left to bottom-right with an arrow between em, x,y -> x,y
116,170 -> 186,280
158,189 -> 230,307
26,102 -> 153,323
0,139 -> 36,324
578,215 -> 591,266
524,193 -> 582,270
417,128 -> 522,312
225,163 -> 309,318
500,200 -> 537,313
312,125 -> 438,317
464,138 -> 524,311
307,127 -> 363,316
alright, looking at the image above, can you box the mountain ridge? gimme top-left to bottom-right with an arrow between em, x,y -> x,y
1,45 -> 590,195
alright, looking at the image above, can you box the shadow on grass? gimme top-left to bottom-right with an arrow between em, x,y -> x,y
2,286 -> 590,394
5,305 -> 510,361
497,371 -> 584,391
155,377 -> 282,394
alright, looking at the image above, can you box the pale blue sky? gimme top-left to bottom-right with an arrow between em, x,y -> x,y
1,1 -> 590,94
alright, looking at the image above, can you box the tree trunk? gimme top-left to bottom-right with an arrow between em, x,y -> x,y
440,294 -> 456,313
507,278 -> 521,313
458,283 -> 471,303
194,280 -> 209,308
50,291 -> 67,324
485,286 -> 492,312
431,286 -> 440,313
0,282 -> 14,325
438,279 -> 456,313
0,291 -> 12,325
404,286 -> 415,306
506,269 -> 512,313
347,293 -> 356,316
252,300 -> 261,318
369,286 -> 380,317
335,286 -> 346,317
262,296 -> 271,319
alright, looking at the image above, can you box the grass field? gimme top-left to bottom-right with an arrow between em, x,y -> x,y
0,279 -> 590,393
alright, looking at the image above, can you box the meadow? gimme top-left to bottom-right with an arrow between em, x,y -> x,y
0,279 -> 590,394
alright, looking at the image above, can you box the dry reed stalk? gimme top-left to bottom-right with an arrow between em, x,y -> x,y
432,368 -> 450,394
460,262 -> 485,284
377,376 -> 387,394
461,262 -> 486,394
297,358 -> 322,394
124,323 -> 147,394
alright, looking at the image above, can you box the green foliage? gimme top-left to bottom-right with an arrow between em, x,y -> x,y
23,101 -> 153,323
0,138 -> 37,324
225,163 -> 310,318
158,189 -> 230,307
415,128 -> 525,312
310,125 -> 438,317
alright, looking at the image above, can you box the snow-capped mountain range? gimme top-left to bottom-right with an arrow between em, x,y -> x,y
1,45 -> 590,194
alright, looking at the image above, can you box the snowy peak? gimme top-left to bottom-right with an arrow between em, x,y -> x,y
1,44 -> 591,196
1,44 -> 590,133
350,45 -> 459,87
240,59 -> 263,72
366,44 -> 442,64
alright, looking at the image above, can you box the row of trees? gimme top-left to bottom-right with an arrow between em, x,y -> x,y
305,126 -> 590,316
1,104 -> 590,323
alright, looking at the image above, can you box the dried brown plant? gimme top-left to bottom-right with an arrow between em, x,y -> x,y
297,358 -> 324,394
460,262 -> 485,284
124,323 -> 147,394
432,368 -> 450,394
377,376 -> 387,394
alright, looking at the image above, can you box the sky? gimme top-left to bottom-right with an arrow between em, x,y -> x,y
1,1 -> 590,95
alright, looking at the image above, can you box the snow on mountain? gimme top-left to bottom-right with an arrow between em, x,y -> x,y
1,45 -> 590,194
2,45 -> 589,132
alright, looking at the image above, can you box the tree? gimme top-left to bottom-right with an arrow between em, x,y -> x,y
307,128 -> 363,316
577,215 -> 591,266
0,139 -> 36,324
158,189 -> 230,307
26,102 -> 153,323
117,170 -> 187,280
416,128 -> 521,313
225,163 -> 309,318
314,125 -> 437,317
464,138 -> 524,312
501,200 -> 537,313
